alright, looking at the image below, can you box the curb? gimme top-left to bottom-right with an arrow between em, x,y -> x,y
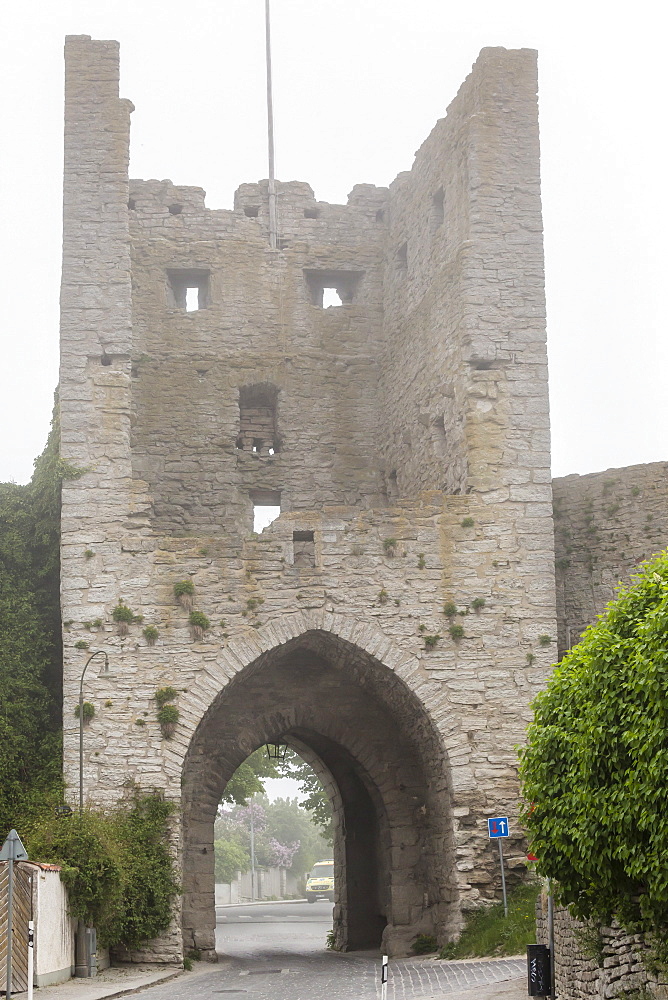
84,970 -> 183,999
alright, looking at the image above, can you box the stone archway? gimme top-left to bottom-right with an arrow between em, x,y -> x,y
180,621 -> 459,958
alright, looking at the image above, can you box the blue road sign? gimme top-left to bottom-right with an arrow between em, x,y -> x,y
488,816 -> 509,839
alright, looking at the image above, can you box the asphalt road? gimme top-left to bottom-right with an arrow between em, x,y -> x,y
215,900 -> 334,959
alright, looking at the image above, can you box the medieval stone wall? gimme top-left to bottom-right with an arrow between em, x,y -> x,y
536,896 -> 668,998
553,463 -> 668,656
59,37 -> 556,961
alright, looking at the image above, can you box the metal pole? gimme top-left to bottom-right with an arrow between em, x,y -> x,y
76,651 -> 108,978
265,0 -> 278,249
249,797 -> 256,902
547,878 -> 556,998
6,851 -> 14,1000
498,839 -> 508,918
27,921 -> 34,1000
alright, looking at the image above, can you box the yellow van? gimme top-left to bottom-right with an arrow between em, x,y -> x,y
305,859 -> 334,903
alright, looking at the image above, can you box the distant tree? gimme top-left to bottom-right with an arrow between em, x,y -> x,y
520,552 -> 668,955
214,839 -> 250,883
279,750 -> 333,842
222,748 -> 281,805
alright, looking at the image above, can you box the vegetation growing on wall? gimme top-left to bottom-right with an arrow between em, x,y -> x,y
520,552 -> 668,953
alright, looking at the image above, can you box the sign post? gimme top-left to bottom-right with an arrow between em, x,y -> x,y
381,954 -> 388,1000
487,816 -> 509,917
1,829 -> 29,1000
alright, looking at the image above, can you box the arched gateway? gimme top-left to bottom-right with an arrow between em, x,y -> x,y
59,37 -> 556,961
181,617 -> 456,956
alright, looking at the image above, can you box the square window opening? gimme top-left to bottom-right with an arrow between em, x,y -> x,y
293,530 -> 315,568
304,208 -> 320,219
375,209 -> 385,223
250,490 -> 282,533
322,287 -> 343,308
167,269 -> 210,310
304,269 -> 363,308
237,384 -> 280,454
244,206 -> 260,217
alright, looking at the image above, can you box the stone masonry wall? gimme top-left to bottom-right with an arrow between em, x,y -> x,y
553,463 -> 668,656
59,38 -> 556,961
537,896 -> 668,998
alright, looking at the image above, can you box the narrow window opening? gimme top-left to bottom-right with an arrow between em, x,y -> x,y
386,469 -> 398,500
322,287 -> 343,308
168,204 -> 183,215
244,206 -> 260,217
100,353 -> 112,367
128,199 -> 136,210
167,269 -> 210,310
293,530 -> 316,568
250,490 -> 282,533
396,242 -> 408,273
375,209 -> 385,223
431,188 -> 444,230
304,270 -> 363,307
237,384 -> 280,455
304,208 -> 319,219
277,237 -> 290,250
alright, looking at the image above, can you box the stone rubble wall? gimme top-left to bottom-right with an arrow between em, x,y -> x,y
536,895 -> 668,998
553,463 -> 668,656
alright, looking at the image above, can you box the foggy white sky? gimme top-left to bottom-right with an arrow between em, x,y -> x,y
1,0 -> 665,485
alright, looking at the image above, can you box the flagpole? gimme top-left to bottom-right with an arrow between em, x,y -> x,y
265,0 -> 278,249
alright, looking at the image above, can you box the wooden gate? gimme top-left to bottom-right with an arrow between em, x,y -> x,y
0,862 -> 31,992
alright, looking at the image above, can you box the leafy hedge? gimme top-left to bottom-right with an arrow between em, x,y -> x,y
520,552 -> 668,945
27,791 -> 179,948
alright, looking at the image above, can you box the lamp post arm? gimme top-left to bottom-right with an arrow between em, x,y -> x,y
78,650 -> 109,814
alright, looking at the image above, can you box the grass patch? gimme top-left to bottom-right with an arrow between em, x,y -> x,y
440,882 -> 539,960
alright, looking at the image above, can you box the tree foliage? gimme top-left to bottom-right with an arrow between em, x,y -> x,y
280,749 -> 333,841
214,795 -> 330,880
0,401 -> 63,835
520,552 -> 668,943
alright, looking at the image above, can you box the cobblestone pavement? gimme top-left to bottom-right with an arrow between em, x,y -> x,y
132,953 -> 526,999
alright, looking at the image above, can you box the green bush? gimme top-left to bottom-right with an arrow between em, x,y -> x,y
174,580 -> 195,598
26,791 -> 179,949
440,883 -> 539,959
449,623 -> 464,640
443,601 -> 457,617
520,552 -> 668,946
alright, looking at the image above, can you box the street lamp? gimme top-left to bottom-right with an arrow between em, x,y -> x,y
78,650 -> 109,814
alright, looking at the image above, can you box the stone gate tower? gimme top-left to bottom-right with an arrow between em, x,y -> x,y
59,36 -> 556,960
